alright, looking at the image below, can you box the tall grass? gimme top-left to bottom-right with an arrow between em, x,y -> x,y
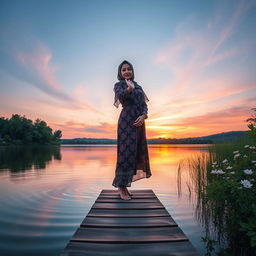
178,134 -> 256,255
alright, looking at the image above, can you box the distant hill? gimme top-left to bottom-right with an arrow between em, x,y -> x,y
61,131 -> 248,144
193,131 -> 247,143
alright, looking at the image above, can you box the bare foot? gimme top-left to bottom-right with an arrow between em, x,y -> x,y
118,187 -> 131,200
125,187 -> 133,196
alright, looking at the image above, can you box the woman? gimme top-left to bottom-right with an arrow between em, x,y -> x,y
112,60 -> 152,200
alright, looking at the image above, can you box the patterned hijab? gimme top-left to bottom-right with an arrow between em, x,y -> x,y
114,60 -> 149,108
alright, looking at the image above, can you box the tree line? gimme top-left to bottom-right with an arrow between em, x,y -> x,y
0,114 -> 62,145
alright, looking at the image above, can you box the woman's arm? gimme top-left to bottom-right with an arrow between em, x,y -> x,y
142,101 -> 148,119
114,82 -> 133,102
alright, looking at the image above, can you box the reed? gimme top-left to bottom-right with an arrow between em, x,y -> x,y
178,135 -> 256,255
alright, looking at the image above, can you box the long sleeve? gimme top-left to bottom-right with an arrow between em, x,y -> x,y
142,101 -> 148,119
141,88 -> 149,119
113,82 -> 133,108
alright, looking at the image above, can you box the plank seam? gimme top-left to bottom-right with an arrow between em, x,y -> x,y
69,239 -> 189,244
80,224 -> 178,228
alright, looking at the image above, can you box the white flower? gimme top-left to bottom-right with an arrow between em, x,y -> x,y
222,159 -> 228,163
211,169 -> 225,174
251,178 -> 255,181
212,161 -> 217,165
226,166 -> 233,169
240,179 -> 253,188
234,153 -> 241,159
252,160 -> 256,164
233,150 -> 239,154
243,169 -> 253,175
243,155 -> 248,158
230,171 -> 235,174
249,146 -> 256,150
244,145 -> 250,148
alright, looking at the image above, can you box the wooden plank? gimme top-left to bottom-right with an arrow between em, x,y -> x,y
95,198 -> 160,203
100,190 -> 155,193
87,208 -> 170,217
100,190 -> 156,196
71,226 -> 189,243
100,193 -> 155,197
91,202 -> 164,210
101,189 -> 153,193
98,194 -> 157,199
60,241 -> 199,256
60,189 -> 200,256
81,216 -> 177,228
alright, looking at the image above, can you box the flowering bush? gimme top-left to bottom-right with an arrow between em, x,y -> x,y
183,109 -> 256,255
206,143 -> 256,253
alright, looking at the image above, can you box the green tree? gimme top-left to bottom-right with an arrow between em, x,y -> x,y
53,130 -> 62,141
0,114 -> 62,145
246,107 -> 256,143
33,119 -> 53,144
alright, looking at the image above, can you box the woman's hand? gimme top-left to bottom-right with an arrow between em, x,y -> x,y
133,115 -> 146,127
125,79 -> 135,93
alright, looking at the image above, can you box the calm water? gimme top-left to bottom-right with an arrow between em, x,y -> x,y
0,144 -> 209,256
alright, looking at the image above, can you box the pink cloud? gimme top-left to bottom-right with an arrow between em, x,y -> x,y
154,1 -> 256,96
51,120 -> 116,139
17,41 -> 61,90
152,104 -> 252,138
1,36 -> 99,113
210,0 -> 256,57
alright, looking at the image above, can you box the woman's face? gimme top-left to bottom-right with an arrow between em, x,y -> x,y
121,63 -> 133,80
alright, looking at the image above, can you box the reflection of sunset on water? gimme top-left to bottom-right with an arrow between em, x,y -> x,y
0,144 -> 209,255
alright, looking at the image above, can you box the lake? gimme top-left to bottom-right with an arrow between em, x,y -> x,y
0,144 -> 210,256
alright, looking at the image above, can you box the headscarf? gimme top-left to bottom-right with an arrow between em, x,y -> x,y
114,60 -> 149,108
117,60 -> 135,81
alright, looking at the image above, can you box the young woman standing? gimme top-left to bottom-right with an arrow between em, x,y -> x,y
112,60 -> 152,200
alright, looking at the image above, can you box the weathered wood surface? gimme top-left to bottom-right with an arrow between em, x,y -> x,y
60,189 -> 200,256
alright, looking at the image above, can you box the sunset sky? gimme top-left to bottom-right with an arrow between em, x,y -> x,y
1,0 -> 255,139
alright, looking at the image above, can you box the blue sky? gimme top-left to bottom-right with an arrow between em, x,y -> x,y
1,0 -> 256,138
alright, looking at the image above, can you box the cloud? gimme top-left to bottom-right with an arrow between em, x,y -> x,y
153,0 -> 256,95
52,120 -> 116,138
149,0 -> 256,128
148,103 -> 253,138
0,33 -> 100,113
31,97 -> 98,112
210,0 -> 256,58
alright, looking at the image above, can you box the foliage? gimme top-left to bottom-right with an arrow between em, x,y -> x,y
240,203 -> 256,248
246,108 -> 256,143
207,141 -> 256,254
178,108 -> 256,255
0,114 -> 62,145
180,136 -> 256,255
201,236 -> 217,256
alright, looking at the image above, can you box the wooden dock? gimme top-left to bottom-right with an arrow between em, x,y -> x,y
60,189 -> 200,256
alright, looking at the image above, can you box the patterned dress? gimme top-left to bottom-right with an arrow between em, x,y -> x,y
112,80 -> 152,187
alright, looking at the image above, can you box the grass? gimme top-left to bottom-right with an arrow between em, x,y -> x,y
177,134 -> 256,255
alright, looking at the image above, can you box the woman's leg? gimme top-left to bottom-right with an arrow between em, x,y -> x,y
118,187 -> 131,200
125,187 -> 133,196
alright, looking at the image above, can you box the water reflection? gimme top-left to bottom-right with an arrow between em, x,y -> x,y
0,145 -> 61,172
0,144 -> 209,256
